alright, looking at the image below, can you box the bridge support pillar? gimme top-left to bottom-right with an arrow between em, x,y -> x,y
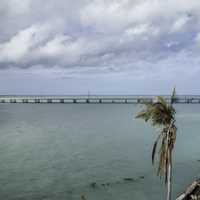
23,99 -> 28,103
35,99 -> 40,103
10,99 -> 17,103
47,99 -> 52,103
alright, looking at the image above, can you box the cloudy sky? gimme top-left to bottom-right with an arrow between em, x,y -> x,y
0,0 -> 200,95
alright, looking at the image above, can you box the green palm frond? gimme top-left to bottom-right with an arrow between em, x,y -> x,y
135,102 -> 153,122
136,96 -> 175,127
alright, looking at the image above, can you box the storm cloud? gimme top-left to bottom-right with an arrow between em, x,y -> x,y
0,0 -> 200,94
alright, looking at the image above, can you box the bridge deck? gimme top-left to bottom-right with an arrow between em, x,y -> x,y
0,96 -> 200,104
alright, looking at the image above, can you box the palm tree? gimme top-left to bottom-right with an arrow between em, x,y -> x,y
135,93 -> 177,200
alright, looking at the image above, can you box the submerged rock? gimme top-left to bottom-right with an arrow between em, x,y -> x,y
89,176 -> 145,190
123,178 -> 135,181
81,194 -> 87,200
90,182 -> 97,188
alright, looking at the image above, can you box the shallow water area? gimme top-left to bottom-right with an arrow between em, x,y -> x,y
0,104 -> 200,200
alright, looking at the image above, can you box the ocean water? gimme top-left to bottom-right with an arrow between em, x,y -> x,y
0,104 -> 200,200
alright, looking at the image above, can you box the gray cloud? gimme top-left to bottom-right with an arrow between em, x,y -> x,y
0,0 -> 200,94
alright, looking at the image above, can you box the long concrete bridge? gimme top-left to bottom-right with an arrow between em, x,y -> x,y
0,95 -> 200,104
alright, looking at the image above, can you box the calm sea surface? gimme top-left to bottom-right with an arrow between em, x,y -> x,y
0,104 -> 200,200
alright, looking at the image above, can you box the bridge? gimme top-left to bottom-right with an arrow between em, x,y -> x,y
0,95 -> 200,104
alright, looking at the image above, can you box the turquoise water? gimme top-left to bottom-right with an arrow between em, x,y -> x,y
0,104 -> 200,200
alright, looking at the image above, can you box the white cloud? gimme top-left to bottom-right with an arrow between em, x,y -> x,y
38,35 -> 70,57
0,26 -> 37,62
9,0 -> 31,14
0,0 -> 31,15
80,0 -> 160,33
125,24 -> 150,36
0,0 -> 200,84
124,24 -> 159,41
170,15 -> 191,33
0,24 -> 51,63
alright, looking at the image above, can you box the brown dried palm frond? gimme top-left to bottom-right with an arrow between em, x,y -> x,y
136,96 -> 177,184
157,123 -> 177,183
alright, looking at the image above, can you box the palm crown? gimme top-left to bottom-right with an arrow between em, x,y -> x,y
136,95 -> 177,187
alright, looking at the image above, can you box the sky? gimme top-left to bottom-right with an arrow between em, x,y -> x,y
0,0 -> 200,95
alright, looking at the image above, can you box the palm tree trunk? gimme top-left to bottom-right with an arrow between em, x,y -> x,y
166,151 -> 172,200
166,120 -> 174,200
